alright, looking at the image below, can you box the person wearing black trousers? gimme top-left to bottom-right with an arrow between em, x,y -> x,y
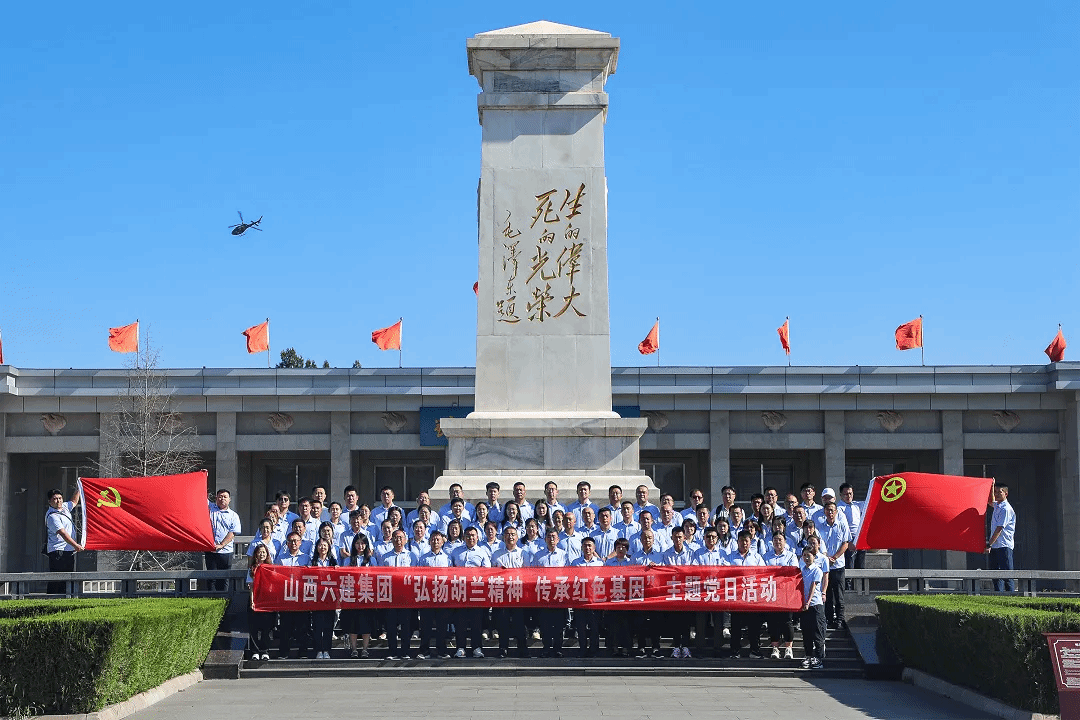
45,488 -> 83,595
800,548 -> 826,669
246,544 -> 276,660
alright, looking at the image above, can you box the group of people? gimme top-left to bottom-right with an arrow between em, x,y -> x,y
42,473 -> 1017,667
244,480 -> 868,669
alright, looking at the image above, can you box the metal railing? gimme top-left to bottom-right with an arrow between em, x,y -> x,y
0,570 -> 247,599
2,569 -> 1078,601
846,569 -> 1080,597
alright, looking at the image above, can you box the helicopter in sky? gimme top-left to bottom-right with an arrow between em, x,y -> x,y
229,211 -> 263,236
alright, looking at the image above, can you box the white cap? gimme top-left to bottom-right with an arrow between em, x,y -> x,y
821,487 -> 836,499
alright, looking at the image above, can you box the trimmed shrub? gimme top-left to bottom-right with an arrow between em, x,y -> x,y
0,597 -> 225,715
877,594 -> 1080,714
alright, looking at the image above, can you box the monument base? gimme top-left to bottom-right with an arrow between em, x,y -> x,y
430,416 -> 658,500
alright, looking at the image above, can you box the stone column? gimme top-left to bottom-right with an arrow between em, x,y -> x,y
470,21 -> 619,417
434,22 -> 650,499
0,412 -> 8,572
216,412 -> 237,492
824,411 -> 845,487
941,410 -> 966,570
1060,396 -> 1080,572
98,412 -> 121,477
709,410 -> 730,508
330,412 -> 352,495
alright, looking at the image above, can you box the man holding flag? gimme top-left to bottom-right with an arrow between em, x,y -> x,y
45,488 -> 84,594
986,484 -> 1016,592
207,489 -> 242,590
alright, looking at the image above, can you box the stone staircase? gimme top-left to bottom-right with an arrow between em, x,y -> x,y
238,624 -> 864,679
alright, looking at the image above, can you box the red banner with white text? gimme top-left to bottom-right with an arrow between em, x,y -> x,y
252,565 -> 802,612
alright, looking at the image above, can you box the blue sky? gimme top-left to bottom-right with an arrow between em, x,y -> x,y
2,2 -> 1076,370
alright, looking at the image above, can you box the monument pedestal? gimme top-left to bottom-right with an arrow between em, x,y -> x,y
431,416 -> 653,499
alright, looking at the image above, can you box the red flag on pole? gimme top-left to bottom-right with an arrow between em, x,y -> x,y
473,281 -> 478,296
108,321 -> 139,353
854,472 -> 993,552
243,320 -> 270,354
777,318 -> 790,355
0,328 -> 5,365
638,321 -> 659,355
79,471 -> 216,551
372,320 -> 402,351
1046,326 -> 1066,363
895,317 -> 923,351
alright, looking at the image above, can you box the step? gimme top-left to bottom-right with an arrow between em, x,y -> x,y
239,656 -> 864,680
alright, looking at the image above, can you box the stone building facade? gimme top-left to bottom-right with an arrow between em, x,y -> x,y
3,363 -> 1077,574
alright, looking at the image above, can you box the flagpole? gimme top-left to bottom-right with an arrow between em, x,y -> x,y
920,314 -> 925,367
266,318 -> 271,369
786,316 -> 791,367
135,319 -> 140,370
399,317 -> 403,369
655,317 -> 660,367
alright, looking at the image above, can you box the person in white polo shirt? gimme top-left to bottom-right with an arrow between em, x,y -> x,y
570,537 -> 604,657
45,487 -> 83,594
662,526 -> 695,658
800,547 -> 826,669
452,526 -> 490,658
837,483 -> 865,582
207,489 -> 241,591
492,526 -> 529,659
530,527 -> 569,657
818,501 -> 851,628
987,483 -> 1017,592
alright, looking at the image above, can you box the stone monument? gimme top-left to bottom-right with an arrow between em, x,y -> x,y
430,21 -> 656,500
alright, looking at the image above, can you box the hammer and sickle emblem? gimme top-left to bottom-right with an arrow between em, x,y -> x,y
96,486 -> 122,508
880,476 -> 907,503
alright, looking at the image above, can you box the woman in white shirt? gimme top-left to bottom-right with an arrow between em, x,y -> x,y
246,544 -> 275,661
309,538 -> 337,659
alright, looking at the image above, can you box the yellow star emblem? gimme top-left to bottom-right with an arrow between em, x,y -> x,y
881,476 -> 906,503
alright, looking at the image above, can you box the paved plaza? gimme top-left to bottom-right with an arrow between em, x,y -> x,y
137,676 -> 995,719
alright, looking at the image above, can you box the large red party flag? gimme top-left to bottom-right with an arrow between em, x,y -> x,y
777,318 -> 790,355
108,321 -> 139,353
895,316 -> 923,351
854,472 -> 993,553
372,319 -> 402,350
473,281 -> 479,296
79,471 -> 216,551
1045,327 -> 1066,363
638,320 -> 659,355
243,320 -> 270,354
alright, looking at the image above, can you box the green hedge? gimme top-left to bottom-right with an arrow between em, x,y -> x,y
877,594 -> 1080,714
0,597 -> 226,716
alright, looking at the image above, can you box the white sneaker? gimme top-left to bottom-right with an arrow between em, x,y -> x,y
455,648 -> 466,658
473,648 -> 485,658
784,647 -> 794,660
770,647 -> 781,659
415,653 -> 429,660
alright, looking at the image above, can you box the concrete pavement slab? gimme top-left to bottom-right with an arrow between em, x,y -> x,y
133,676 -> 998,720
